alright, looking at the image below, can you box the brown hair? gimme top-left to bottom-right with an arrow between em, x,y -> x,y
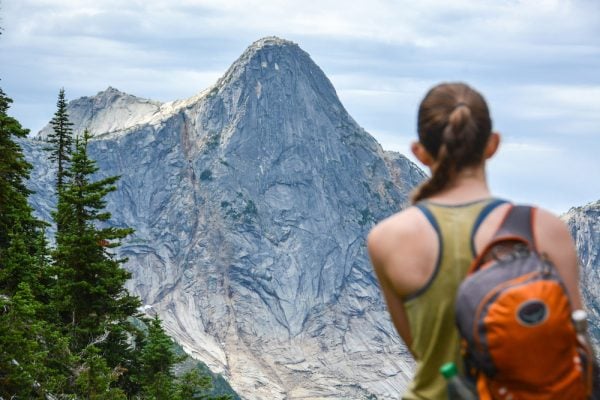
411,82 -> 492,203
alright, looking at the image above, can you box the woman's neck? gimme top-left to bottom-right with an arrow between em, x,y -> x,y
426,166 -> 491,204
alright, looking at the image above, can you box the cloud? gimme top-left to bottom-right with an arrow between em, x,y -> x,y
1,0 -> 598,211
513,85 -> 600,122
7,1 -> 599,49
487,84 -> 600,142
489,138 -> 599,214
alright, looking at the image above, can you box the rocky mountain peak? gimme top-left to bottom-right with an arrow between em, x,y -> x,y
212,35 -> 343,115
36,86 -> 162,139
23,37 -> 424,399
219,36 -> 302,79
93,86 -> 137,103
247,36 -> 298,53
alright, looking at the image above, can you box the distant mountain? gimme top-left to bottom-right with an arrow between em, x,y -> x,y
563,200 -> 600,348
36,86 -> 162,140
22,37 -> 425,399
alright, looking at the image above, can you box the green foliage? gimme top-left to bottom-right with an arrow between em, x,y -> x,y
178,365 -> 236,400
132,315 -> 236,400
176,369 -> 212,399
137,316 -> 181,399
0,86 -> 40,255
108,322 -> 146,396
0,283 -> 72,399
51,130 -> 139,352
0,82 -> 240,399
46,125 -> 142,396
140,316 -> 185,380
0,222 -> 39,293
0,86 -> 31,184
0,85 -> 69,397
75,345 -> 127,400
46,88 -> 74,190
143,371 -> 176,400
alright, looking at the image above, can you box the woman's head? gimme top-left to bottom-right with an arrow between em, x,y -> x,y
411,82 -> 495,202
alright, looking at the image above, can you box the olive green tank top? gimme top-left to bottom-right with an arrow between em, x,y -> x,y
402,198 -> 506,400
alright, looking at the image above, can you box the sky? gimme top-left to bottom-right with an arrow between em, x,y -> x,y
1,0 -> 599,214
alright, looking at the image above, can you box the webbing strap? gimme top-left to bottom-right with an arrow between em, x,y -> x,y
492,205 -> 536,249
469,205 -> 537,273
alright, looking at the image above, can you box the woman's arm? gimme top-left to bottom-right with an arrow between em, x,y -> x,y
534,208 -> 583,310
368,238 -> 414,348
367,207 -> 439,352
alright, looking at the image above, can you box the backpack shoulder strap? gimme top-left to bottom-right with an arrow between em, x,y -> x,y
469,205 -> 537,273
491,205 -> 535,247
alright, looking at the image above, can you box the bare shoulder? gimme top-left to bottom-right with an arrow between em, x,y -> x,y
533,206 -> 582,308
367,205 -> 438,298
368,206 -> 424,238
367,206 -> 427,264
367,206 -> 433,344
533,207 -> 574,247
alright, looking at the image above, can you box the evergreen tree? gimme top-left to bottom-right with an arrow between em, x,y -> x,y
176,368 -> 234,400
75,345 -> 127,400
0,283 -> 72,399
138,315 -> 183,399
0,84 -> 72,397
48,129 -> 145,396
51,129 -> 140,355
53,132 -> 140,376
46,87 -> 74,191
112,321 -> 147,396
0,86 -> 40,257
176,369 -> 212,400
0,86 -> 54,298
135,315 -> 233,400
0,222 -> 41,295
0,74 -> 236,398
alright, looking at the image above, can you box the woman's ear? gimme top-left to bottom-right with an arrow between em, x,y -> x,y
484,132 -> 500,159
411,141 -> 434,167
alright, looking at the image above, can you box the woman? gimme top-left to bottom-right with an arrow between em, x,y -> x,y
367,82 -> 582,399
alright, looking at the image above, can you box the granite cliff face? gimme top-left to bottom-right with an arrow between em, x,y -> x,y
23,37 -> 426,399
563,200 -> 600,346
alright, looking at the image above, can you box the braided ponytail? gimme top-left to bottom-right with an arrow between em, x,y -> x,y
411,83 -> 492,203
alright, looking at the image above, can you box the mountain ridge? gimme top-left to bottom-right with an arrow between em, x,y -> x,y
22,36 -> 599,398
23,36 -> 424,399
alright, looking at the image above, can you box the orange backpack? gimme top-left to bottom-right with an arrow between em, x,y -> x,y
455,205 -> 596,400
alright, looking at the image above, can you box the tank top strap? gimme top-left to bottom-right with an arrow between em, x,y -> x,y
408,198 -> 507,301
469,198 -> 510,255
